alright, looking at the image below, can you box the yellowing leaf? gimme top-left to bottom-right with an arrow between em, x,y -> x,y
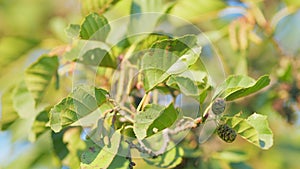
25,55 -> 59,104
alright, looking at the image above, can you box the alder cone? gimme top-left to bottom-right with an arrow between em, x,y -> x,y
212,98 -> 226,115
217,124 -> 237,143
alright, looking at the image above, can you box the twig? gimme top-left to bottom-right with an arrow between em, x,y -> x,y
168,119 -> 198,135
125,140 -> 157,158
106,99 -> 135,123
118,107 -> 135,123
155,129 -> 170,155
119,106 -> 135,116
126,143 -> 136,169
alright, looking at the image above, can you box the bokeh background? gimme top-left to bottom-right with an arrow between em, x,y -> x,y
0,0 -> 300,168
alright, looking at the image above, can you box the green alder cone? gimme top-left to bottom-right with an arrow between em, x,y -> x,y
216,124 -> 237,143
212,98 -> 226,115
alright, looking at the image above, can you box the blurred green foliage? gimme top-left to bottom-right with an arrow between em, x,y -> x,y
0,0 -> 300,169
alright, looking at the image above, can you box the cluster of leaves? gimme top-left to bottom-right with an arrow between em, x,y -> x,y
4,0 -> 297,169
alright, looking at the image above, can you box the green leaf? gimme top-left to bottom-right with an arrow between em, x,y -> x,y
79,48 -> 117,68
64,40 -> 117,68
166,68 -> 208,99
128,34 -> 170,65
135,34 -> 170,52
144,143 -> 184,168
49,85 -> 109,132
7,118 -> 35,141
0,37 -> 39,70
63,128 -> 86,169
166,55 -> 210,102
81,0 -> 120,15
214,75 -> 270,101
212,150 -> 248,162
223,113 -> 273,149
150,35 -> 198,57
81,129 -> 122,169
246,113 -> 273,150
128,0 -> 176,43
107,155 -> 129,169
134,103 -> 179,140
110,37 -> 131,59
12,81 -> 36,118
80,13 -> 110,41
30,108 -> 50,141
52,130 -> 69,160
170,0 -> 226,22
223,115 -> 259,147
49,17 -> 68,42
130,0 -> 176,14
141,35 -> 199,91
0,86 -> 19,130
65,24 -> 80,38
107,142 -> 130,169
25,55 -> 59,104
167,76 -> 199,96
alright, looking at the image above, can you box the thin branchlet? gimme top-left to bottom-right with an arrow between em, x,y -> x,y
125,140 -> 157,158
125,143 -> 136,169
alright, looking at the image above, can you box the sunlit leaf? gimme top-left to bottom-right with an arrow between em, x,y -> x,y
166,66 -> 208,101
107,155 -> 129,169
79,48 -> 116,68
49,17 -> 68,42
128,34 -> 170,65
0,37 -> 39,70
224,115 -> 259,146
80,13 -> 110,41
7,118 -> 35,141
12,81 -> 36,118
167,76 -> 199,96
283,0 -> 300,6
141,35 -> 199,91
63,128 -> 86,169
223,113 -> 273,149
0,86 -> 19,130
64,39 -> 117,68
128,0 -> 176,43
214,75 -> 270,101
81,129 -> 121,169
25,55 -> 59,104
30,108 -> 50,141
135,34 -> 171,52
49,85 -> 109,132
170,0 -> 226,22
134,103 -> 178,140
81,0 -> 121,15
144,143 -> 184,168
167,56 -> 210,102
212,150 -> 248,162
107,142 -> 130,169
65,24 -> 80,38
246,113 -> 273,150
